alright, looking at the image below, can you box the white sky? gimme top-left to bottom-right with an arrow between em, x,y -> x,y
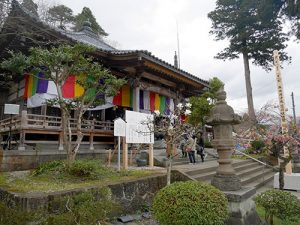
54,0 -> 300,116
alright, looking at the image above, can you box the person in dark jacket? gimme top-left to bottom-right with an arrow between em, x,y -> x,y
197,134 -> 205,162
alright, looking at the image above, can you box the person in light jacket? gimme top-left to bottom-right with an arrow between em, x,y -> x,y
185,135 -> 196,164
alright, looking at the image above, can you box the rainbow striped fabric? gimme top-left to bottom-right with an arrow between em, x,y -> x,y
24,73 -> 85,99
140,90 -> 171,114
24,74 -> 174,114
112,84 -> 174,114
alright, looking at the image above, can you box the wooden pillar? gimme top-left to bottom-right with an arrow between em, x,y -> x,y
101,109 -> 105,121
89,134 -> 94,150
58,132 -> 64,151
149,144 -> 154,167
134,86 -> 140,112
122,137 -> 128,170
18,110 -> 27,150
107,149 -> 112,167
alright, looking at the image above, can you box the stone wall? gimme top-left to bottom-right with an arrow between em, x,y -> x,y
0,149 -> 109,172
0,171 -> 190,213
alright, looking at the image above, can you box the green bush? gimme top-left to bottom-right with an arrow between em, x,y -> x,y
0,202 -> 43,225
0,187 -> 119,225
32,159 -> 113,179
204,140 -> 212,148
152,181 -> 229,225
68,159 -> 112,179
250,139 -> 265,153
32,160 -> 65,176
47,188 -> 119,225
255,189 -> 300,225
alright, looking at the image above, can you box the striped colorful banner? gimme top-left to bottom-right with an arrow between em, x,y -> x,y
139,90 -> 173,115
112,82 -> 134,108
24,74 -> 86,99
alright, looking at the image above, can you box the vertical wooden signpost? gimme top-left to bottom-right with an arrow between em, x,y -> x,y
273,50 -> 292,175
114,118 -> 126,171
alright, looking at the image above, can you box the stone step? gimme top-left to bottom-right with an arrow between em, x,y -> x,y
244,172 -> 275,189
237,165 -> 266,178
232,159 -> 253,168
184,159 -> 275,191
184,159 -> 252,177
190,164 -> 268,182
241,169 -> 274,186
234,161 -> 262,172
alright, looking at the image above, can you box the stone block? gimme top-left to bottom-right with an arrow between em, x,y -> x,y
224,187 -> 262,225
273,172 -> 300,191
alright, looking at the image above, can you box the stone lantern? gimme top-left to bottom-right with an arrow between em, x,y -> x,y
206,86 -> 242,191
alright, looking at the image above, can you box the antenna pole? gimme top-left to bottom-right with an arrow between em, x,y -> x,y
176,21 -> 181,69
291,92 -> 296,125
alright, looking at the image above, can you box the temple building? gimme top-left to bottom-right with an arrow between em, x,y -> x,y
0,0 -> 209,170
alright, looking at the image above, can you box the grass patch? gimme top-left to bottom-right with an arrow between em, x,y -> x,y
232,153 -> 264,160
0,160 -> 162,193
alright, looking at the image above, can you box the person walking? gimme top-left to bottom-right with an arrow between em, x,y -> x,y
186,135 -> 196,164
179,136 -> 187,158
197,134 -> 205,162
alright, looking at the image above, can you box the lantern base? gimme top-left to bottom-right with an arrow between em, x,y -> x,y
211,174 -> 241,191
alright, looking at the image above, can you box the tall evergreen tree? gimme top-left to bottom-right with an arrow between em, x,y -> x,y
208,0 -> 289,123
0,0 -> 11,29
47,4 -> 74,29
21,0 -> 38,17
73,7 -> 108,36
283,0 -> 300,38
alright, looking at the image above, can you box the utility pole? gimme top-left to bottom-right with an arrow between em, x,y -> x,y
291,92 -> 297,126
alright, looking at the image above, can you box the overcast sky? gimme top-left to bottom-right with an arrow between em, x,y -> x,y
54,0 -> 300,116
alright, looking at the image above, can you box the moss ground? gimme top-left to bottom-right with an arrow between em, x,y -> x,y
0,161 -> 162,193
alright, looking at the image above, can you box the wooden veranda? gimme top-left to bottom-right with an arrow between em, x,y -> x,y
0,110 -> 114,151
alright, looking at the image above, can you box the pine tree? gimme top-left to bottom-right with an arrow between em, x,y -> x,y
21,0 -> 38,17
73,7 -> 108,36
47,5 -> 74,29
208,0 -> 289,123
283,0 -> 300,38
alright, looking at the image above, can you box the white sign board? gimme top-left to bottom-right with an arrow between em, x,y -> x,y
125,110 -> 154,144
4,104 -> 20,115
114,118 -> 126,137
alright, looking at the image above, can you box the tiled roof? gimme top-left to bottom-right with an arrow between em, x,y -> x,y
61,30 -> 116,51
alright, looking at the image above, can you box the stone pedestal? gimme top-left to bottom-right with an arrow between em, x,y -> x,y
224,187 -> 262,225
212,174 -> 241,191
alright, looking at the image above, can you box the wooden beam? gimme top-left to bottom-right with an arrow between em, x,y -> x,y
141,71 -> 177,88
144,60 -> 205,89
140,81 -> 177,99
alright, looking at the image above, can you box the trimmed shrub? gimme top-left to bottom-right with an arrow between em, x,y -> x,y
152,181 -> 229,225
255,189 -> 300,225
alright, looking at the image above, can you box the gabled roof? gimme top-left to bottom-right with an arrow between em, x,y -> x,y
5,0 -> 209,88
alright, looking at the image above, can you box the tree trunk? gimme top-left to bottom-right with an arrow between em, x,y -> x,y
202,124 -> 208,142
242,52 -> 256,123
166,157 -> 172,185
